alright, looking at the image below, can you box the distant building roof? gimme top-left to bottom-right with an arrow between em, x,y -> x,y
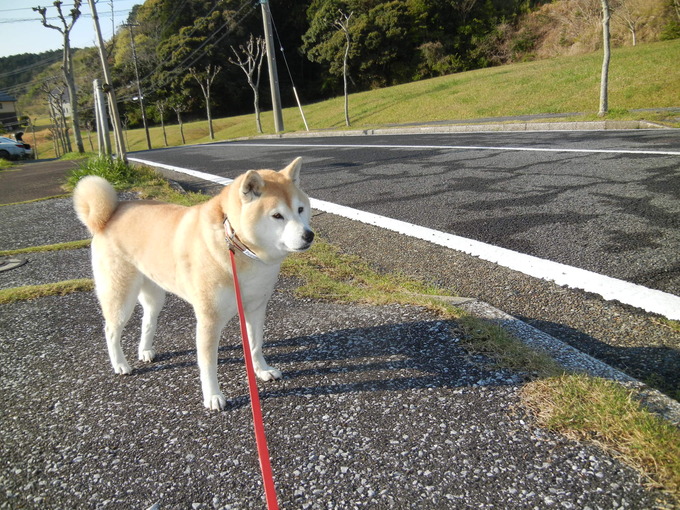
0,91 -> 17,102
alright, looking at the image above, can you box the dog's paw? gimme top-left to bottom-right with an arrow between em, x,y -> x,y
113,363 -> 132,375
255,366 -> 282,382
204,393 -> 227,411
138,349 -> 156,363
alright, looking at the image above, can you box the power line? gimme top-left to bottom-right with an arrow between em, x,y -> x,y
0,55 -> 62,78
0,10 -> 132,23
137,0 -> 254,89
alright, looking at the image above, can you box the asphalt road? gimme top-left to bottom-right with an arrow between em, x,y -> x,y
131,130 -> 680,297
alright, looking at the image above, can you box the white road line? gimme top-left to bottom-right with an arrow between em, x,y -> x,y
217,142 -> 680,157
130,157 -> 680,320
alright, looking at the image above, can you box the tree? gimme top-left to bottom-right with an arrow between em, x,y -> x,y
189,65 -> 222,140
334,10 -> 353,127
169,97 -> 188,145
599,0 -> 611,117
33,1 -> 85,154
302,0 -> 417,90
154,99 -> 169,146
229,35 -> 267,134
614,0 -> 645,46
41,79 -> 70,156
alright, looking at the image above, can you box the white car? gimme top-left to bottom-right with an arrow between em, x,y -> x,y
0,136 -> 31,160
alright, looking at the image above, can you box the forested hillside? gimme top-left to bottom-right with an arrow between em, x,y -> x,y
0,50 -> 62,98
7,0 -> 680,129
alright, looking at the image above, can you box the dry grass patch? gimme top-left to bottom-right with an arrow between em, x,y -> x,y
522,374 -> 680,501
282,239 -> 561,378
0,279 -> 94,304
0,239 -> 91,257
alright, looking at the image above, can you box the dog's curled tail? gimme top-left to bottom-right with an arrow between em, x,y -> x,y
73,176 -> 118,236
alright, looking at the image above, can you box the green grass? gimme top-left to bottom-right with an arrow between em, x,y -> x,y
30,40 -> 680,158
0,158 -> 15,171
282,239 -> 563,378
64,155 -> 165,191
523,374 -> 680,500
0,239 -> 91,257
0,279 -> 94,304
63,155 -> 209,206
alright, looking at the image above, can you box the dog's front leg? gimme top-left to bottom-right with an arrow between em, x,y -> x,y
245,303 -> 282,382
195,315 -> 229,410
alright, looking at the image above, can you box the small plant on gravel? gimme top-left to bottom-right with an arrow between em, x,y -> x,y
64,155 -> 163,191
0,239 -> 91,257
63,156 -> 208,206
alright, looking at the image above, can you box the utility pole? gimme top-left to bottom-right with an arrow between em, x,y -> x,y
259,0 -> 284,133
87,0 -> 127,161
125,23 -> 152,150
93,79 -> 111,155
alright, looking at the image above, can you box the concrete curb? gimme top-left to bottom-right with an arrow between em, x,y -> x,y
458,300 -> 680,427
230,119 -> 671,142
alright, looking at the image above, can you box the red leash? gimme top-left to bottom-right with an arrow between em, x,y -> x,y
229,249 -> 279,510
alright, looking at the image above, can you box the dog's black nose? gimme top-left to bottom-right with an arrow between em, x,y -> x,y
303,229 -> 315,243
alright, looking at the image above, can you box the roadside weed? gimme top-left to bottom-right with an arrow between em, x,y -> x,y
0,279 -> 94,304
0,239 -> 91,257
282,239 -> 560,377
522,374 -> 680,500
63,155 -> 209,206
64,155 -> 164,191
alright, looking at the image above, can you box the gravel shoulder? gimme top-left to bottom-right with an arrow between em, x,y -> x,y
1,193 -> 677,508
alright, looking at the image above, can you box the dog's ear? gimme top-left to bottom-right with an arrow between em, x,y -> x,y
240,170 -> 264,203
280,157 -> 302,186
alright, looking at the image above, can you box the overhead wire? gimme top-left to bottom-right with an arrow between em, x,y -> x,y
135,0 -> 255,91
5,0 -> 257,113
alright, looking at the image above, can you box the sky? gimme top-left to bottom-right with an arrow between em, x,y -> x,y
0,0 -> 138,59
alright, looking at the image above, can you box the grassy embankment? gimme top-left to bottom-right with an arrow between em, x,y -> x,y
25,39 -> 680,159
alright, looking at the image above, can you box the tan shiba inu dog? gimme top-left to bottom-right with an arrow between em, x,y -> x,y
73,158 -> 314,410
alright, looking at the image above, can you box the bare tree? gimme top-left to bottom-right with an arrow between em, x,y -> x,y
599,0 -> 611,117
671,0 -> 680,21
155,99 -> 169,147
334,10 -> 353,127
614,0 -> 642,46
41,79 -> 71,155
456,0 -> 479,24
189,65 -> 222,140
229,35 -> 267,134
169,98 -> 188,145
33,1 -> 85,154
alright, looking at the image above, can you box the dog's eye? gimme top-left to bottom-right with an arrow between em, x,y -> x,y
272,213 -> 284,220
298,207 -> 304,214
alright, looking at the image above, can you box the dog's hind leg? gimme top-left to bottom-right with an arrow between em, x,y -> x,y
99,278 -> 141,375
137,278 -> 166,363
93,243 -> 142,375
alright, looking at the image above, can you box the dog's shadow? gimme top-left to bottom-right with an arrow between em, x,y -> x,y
138,318 -> 508,409
125,295 -> 515,410
257,320 -> 501,401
